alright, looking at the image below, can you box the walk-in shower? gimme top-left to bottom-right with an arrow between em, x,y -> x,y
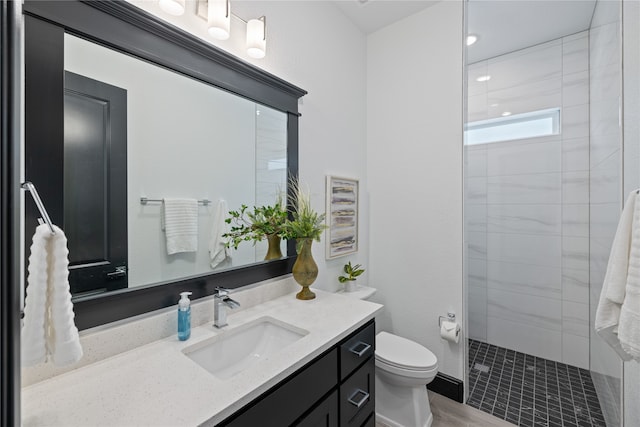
463,1 -> 638,426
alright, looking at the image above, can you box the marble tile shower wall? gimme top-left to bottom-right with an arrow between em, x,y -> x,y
254,107 -> 288,260
465,32 -> 590,369
587,1 -> 623,426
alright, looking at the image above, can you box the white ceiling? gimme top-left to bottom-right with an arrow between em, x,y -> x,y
332,0 -> 597,63
467,0 -> 597,63
333,0 -> 439,35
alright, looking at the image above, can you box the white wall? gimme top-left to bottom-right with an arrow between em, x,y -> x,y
465,33 -> 591,369
127,1 -> 368,292
367,1 -> 464,379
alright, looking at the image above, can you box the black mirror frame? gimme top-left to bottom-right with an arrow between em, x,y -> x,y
22,0 -> 307,330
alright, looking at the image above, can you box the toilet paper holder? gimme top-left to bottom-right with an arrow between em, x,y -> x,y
438,312 -> 456,327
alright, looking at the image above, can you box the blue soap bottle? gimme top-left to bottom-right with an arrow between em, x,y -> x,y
177,291 -> 192,341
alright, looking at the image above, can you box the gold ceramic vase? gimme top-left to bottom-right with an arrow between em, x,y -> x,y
292,238 -> 318,300
264,234 -> 283,260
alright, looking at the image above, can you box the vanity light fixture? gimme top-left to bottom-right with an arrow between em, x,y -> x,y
466,34 -> 478,46
195,0 -> 268,59
476,75 -> 491,82
246,17 -> 267,59
207,0 -> 231,40
158,0 -> 186,16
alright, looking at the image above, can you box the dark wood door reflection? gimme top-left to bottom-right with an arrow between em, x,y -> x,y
63,71 -> 128,295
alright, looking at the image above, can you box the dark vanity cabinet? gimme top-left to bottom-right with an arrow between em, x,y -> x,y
338,321 -> 376,427
219,320 -> 376,427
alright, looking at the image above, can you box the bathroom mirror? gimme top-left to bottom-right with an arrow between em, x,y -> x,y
62,33 -> 288,294
23,0 -> 306,329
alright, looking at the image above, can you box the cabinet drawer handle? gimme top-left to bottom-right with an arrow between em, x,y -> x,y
347,389 -> 370,408
106,266 -> 127,280
348,341 -> 371,357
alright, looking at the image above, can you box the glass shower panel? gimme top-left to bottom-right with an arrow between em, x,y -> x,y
588,1 -> 624,425
622,1 -> 640,426
464,1 -> 628,425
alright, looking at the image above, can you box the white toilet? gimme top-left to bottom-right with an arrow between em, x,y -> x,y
375,331 -> 438,427
337,285 -> 439,427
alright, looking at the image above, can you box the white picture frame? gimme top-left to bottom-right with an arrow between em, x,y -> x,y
325,176 -> 359,259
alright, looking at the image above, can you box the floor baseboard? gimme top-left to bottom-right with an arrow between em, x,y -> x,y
427,372 -> 464,403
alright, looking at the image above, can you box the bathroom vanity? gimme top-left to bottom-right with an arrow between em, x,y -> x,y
21,288 -> 382,426
219,320 -> 376,427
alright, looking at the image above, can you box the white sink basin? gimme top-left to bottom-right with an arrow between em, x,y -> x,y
183,316 -> 309,380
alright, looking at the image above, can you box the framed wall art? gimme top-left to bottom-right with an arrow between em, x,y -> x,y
325,176 -> 358,259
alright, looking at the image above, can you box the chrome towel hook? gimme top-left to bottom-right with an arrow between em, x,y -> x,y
21,181 -> 55,234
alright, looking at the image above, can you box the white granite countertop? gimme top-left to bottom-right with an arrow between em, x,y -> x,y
22,290 -> 382,427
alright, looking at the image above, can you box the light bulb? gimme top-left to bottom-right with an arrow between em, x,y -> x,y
207,0 -> 230,40
246,18 -> 266,59
466,34 -> 478,46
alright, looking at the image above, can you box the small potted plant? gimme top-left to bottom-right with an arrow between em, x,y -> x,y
223,195 -> 287,260
338,261 -> 365,292
283,178 -> 327,300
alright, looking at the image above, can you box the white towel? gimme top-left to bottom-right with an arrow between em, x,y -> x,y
162,198 -> 198,255
619,192 -> 640,358
22,224 -> 83,367
595,191 -> 640,360
209,199 -> 230,269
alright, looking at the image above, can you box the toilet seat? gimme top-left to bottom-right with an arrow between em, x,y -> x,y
376,331 -> 438,371
376,359 -> 438,382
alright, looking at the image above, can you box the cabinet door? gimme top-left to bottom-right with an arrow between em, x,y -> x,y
340,322 -> 375,380
296,390 -> 338,427
221,349 -> 338,427
340,357 -> 375,427
361,413 -> 375,427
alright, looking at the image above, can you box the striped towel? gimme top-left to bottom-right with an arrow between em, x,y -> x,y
22,224 -> 83,367
162,198 -> 199,255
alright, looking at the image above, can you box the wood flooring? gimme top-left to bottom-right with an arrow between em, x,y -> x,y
376,391 -> 515,427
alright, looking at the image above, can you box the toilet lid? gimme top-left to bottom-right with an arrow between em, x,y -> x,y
375,331 -> 437,370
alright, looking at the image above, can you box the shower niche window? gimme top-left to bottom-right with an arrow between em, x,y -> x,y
465,107 -> 560,145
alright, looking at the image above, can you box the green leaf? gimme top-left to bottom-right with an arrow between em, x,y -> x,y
338,261 -> 365,281
223,196 -> 288,249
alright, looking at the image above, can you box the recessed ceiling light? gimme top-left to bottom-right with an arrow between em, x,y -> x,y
466,34 -> 478,46
502,111 -> 512,117
476,75 -> 491,82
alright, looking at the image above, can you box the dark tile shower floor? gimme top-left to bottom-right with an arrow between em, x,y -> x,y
467,339 -> 606,427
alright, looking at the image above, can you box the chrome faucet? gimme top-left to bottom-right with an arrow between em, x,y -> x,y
213,287 -> 240,328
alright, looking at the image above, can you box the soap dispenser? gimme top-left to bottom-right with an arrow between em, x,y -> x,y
177,291 -> 193,341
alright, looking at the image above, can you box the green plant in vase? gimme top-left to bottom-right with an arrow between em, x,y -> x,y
223,195 -> 287,260
283,178 -> 327,300
338,261 -> 365,292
